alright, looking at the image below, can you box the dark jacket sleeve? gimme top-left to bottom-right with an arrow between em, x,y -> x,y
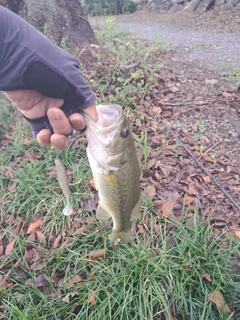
0,5 -> 96,110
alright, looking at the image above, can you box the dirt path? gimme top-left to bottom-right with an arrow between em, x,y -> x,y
114,10 -> 240,74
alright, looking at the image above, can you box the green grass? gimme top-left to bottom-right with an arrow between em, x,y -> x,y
1,19 -> 240,320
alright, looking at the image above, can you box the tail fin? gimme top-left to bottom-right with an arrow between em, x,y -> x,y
111,229 -> 131,243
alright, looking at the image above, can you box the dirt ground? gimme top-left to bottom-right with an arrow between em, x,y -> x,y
91,10 -> 240,230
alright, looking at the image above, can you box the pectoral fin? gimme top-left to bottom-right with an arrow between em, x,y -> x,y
96,203 -> 111,220
131,195 -> 142,220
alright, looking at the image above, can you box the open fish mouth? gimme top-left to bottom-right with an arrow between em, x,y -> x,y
84,104 -> 124,135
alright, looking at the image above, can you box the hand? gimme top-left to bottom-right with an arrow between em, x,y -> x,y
4,90 -> 98,150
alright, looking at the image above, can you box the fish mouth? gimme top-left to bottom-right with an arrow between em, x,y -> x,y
84,105 -> 126,172
84,104 -> 124,135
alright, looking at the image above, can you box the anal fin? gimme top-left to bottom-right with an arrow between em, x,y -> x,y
131,195 -> 142,220
96,203 -> 111,220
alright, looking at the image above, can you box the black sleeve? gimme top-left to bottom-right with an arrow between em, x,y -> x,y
0,5 -> 96,110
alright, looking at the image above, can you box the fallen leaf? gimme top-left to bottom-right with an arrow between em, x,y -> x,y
35,274 -> 47,287
7,182 -> 17,192
161,198 -> 174,218
137,223 -> 145,235
4,132 -> 13,140
66,275 -> 83,289
180,196 -> 195,205
73,225 -> 86,235
81,198 -> 96,212
230,227 -> 240,239
25,150 -> 38,162
31,261 -> 45,271
201,273 -> 212,282
5,240 -> 16,255
188,185 -> 198,195
203,176 -> 211,183
207,291 -> 231,314
152,106 -> 162,114
202,155 -> 214,163
88,293 -> 96,305
21,138 -> 33,145
36,231 -> 46,245
89,248 -> 105,259
146,158 -> 156,169
52,234 -> 62,250
146,185 -> 156,198
26,219 -> 42,234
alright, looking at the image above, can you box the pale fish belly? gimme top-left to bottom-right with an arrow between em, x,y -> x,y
88,148 -> 141,242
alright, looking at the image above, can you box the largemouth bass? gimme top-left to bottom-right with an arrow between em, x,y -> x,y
55,158 -> 73,216
84,104 -> 141,242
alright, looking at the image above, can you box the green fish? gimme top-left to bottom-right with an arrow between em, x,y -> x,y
84,104 -> 141,242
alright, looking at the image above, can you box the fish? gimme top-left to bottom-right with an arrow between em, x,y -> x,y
55,158 -> 73,216
84,104 -> 141,242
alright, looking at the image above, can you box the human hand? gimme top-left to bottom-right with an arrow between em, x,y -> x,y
4,90 -> 98,150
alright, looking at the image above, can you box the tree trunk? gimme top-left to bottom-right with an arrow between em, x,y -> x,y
0,0 -> 98,65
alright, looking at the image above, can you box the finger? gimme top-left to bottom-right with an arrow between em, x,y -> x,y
37,129 -> 52,146
69,113 -> 86,131
83,104 -> 98,122
47,108 -> 72,135
50,133 -> 69,150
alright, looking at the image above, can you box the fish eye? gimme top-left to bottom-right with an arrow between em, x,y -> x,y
120,128 -> 129,138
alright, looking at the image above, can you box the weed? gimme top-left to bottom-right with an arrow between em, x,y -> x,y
61,36 -> 68,52
0,96 -> 15,140
196,121 -> 205,134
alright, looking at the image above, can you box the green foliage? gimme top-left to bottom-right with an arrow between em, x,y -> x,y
84,0 -> 136,16
0,96 -> 15,140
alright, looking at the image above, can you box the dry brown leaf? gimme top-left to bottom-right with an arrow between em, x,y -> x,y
5,240 -> 16,255
201,273 -> 212,282
7,182 -> 17,193
73,225 -> 86,235
188,185 -> 198,195
89,248 -> 105,259
66,275 -> 83,288
4,132 -> 13,140
88,293 -> 96,305
35,274 -> 47,287
52,234 -> 62,250
31,261 -> 45,271
179,196 -> 195,205
36,231 -> 46,245
203,176 -> 211,183
207,291 -> 231,314
230,227 -> 240,239
26,232 -> 36,249
21,138 -> 33,145
146,158 -> 156,169
25,150 -> 38,162
0,245 -> 3,256
203,155 -> 214,163
161,198 -> 175,218
81,198 -> 96,212
137,223 -> 145,235
146,185 -> 156,198
26,219 -> 42,234
152,106 -> 162,114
